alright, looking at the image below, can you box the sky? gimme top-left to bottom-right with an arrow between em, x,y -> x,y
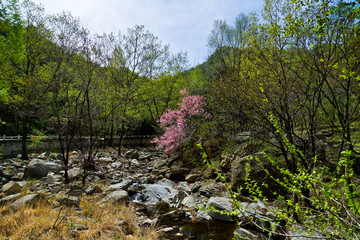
31,0 -> 263,67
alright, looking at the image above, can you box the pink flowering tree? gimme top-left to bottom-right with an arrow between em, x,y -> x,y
152,88 -> 210,154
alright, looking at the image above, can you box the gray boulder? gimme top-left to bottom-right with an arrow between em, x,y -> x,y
203,167 -> 214,179
106,179 -> 132,192
199,182 -> 227,197
207,197 -> 233,221
234,227 -> 260,240
10,193 -> 41,211
185,174 -> 198,183
230,152 -> 280,196
152,159 -> 168,175
68,168 -> 83,180
124,149 -> 139,159
181,194 -> 198,208
104,190 -> 128,204
23,159 -> 62,179
1,181 -> 22,196
0,193 -> 21,205
170,165 -> 191,180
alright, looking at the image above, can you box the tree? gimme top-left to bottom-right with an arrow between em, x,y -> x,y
46,11 -> 85,183
153,88 -> 209,155
97,25 -> 172,155
0,0 -> 23,124
7,0 -> 50,160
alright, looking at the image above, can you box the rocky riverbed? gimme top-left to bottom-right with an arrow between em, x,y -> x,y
0,147 -> 303,240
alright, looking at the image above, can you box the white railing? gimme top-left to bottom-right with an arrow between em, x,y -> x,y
0,135 -> 155,141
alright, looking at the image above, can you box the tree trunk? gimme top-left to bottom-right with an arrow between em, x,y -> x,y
117,120 -> 125,156
21,116 -> 28,160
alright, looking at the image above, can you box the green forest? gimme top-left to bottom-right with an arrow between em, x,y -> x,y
1,0 -> 360,239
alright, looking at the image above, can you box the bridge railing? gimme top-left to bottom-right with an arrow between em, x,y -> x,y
0,135 -> 156,141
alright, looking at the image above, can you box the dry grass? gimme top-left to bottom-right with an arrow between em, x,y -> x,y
0,196 -> 160,240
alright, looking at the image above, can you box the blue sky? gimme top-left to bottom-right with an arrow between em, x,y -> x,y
32,0 -> 263,67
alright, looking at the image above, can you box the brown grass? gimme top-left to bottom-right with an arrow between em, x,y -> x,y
0,196 -> 160,240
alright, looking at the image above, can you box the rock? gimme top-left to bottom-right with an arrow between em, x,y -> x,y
288,226 -> 324,240
195,211 -> 213,221
203,167 -> 214,179
191,182 -> 201,193
133,183 -> 178,206
139,153 -> 152,160
0,193 -> 21,205
152,159 -> 168,175
10,193 -> 41,211
1,181 -> 22,196
170,165 -> 191,180
230,152 -> 281,196
207,197 -> 233,222
155,200 -> 171,214
60,196 -> 80,207
159,209 -> 191,225
124,149 -> 139,159
185,174 -> 198,183
46,172 -> 62,184
199,182 -> 227,197
49,153 -> 63,161
68,183 -> 83,196
85,185 -> 102,195
104,190 -> 128,204
68,168 -> 83,180
23,159 -> 62,179
111,162 -> 122,169
181,195 -> 198,208
234,227 -> 259,240
99,157 -> 113,163
130,159 -> 140,166
106,179 -> 133,192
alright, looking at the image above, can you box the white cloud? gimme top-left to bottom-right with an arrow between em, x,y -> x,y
31,0 -> 263,66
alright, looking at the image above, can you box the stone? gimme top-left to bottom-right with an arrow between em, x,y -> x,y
0,193 -> 21,205
139,153 -> 152,160
181,195 -> 198,208
106,179 -> 133,192
288,226 -> 324,240
199,182 -> 226,197
130,159 -> 140,166
85,185 -> 102,195
195,211 -> 212,221
68,168 -> 83,180
159,209 -> 190,225
111,162 -> 122,169
46,172 -> 62,184
134,183 -> 178,206
207,197 -> 233,222
124,149 -> 139,159
230,152 -> 281,196
191,182 -> 201,193
10,193 -> 41,211
1,181 -> 22,196
152,159 -> 168,175
234,227 -> 259,240
203,167 -> 214,179
170,165 -> 191,180
23,159 -> 62,179
154,200 -> 171,214
99,157 -> 113,163
185,174 -> 198,183
104,190 -> 128,204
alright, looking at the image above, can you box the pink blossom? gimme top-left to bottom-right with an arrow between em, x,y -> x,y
152,88 -> 209,154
